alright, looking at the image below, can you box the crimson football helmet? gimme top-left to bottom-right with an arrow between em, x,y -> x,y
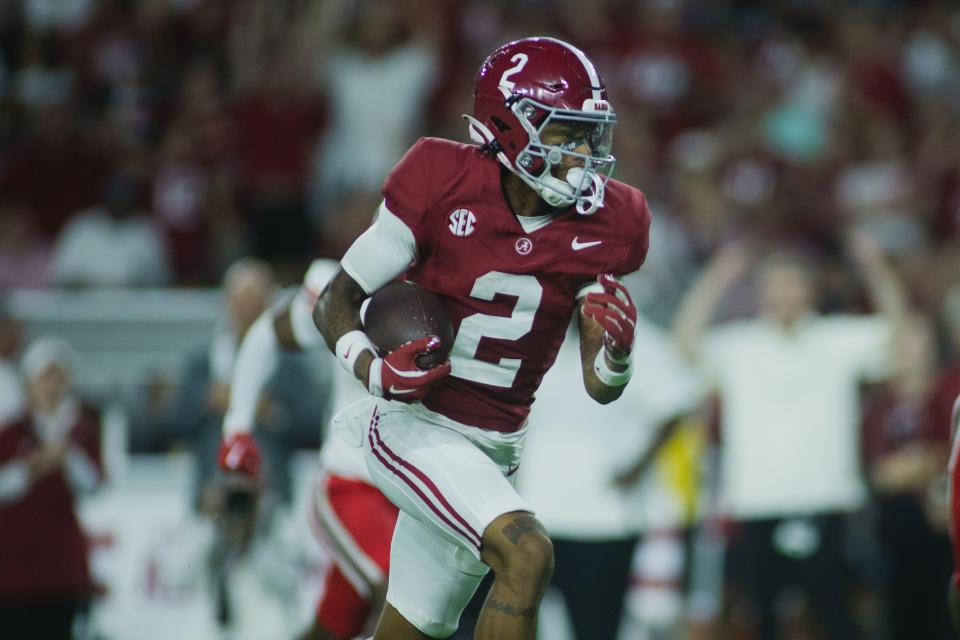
466,37 -> 616,215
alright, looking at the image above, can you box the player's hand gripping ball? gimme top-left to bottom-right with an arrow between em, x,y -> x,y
364,281 -> 455,401
581,274 -> 637,362
375,335 -> 451,401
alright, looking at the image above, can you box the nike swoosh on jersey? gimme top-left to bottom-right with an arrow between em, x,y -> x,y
388,386 -> 417,395
571,237 -> 602,250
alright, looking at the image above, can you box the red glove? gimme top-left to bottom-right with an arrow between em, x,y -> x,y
581,274 -> 637,362
368,335 -> 451,402
218,433 -> 262,476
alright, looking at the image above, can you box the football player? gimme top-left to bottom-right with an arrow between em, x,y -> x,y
219,259 -> 398,640
314,37 -> 651,639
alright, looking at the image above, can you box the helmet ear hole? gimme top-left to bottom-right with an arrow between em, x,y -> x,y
490,116 -> 511,132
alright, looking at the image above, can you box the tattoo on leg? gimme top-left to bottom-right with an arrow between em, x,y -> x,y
501,515 -> 544,545
487,598 -> 537,619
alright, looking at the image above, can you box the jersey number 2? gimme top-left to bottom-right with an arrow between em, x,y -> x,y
450,271 -> 543,388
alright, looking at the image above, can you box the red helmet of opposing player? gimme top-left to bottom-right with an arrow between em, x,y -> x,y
465,37 -> 616,215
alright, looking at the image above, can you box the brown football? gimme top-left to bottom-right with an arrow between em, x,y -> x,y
364,281 -> 454,369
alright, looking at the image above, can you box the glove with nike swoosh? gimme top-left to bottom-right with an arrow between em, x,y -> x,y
367,335 -> 452,402
582,274 -> 636,363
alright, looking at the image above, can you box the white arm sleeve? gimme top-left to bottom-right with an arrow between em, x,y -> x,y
341,203 -> 418,294
222,312 -> 280,436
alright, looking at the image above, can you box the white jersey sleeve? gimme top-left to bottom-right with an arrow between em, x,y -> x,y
340,202 -> 418,294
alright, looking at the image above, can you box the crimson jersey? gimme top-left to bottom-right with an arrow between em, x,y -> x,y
382,137 -> 651,432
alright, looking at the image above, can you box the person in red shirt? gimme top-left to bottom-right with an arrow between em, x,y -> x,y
0,338 -> 103,639
862,315 -> 960,639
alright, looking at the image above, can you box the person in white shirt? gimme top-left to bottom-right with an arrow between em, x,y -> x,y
673,232 -> 906,640
218,259 -> 397,640
51,173 -> 171,288
517,317 -> 704,640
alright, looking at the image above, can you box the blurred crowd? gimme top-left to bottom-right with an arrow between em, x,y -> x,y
0,0 -> 955,297
2,0 -> 960,638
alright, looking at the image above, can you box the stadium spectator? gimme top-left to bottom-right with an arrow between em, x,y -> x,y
862,314 -> 959,640
0,103 -> 110,241
0,201 -> 51,288
0,337 -> 103,640
834,114 -> 923,255
228,2 -> 324,275
51,170 -> 172,288
674,232 -> 907,640
307,0 -> 439,223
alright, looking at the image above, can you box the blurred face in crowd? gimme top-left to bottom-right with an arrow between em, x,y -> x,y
759,258 -> 814,328
225,262 -> 274,339
28,364 -> 70,414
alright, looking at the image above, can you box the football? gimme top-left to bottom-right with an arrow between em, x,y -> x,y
364,281 -> 455,369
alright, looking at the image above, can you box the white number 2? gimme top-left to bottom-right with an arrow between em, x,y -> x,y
498,53 -> 529,98
450,271 -> 543,388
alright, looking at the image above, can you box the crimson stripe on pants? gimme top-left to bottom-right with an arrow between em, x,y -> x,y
371,423 -> 482,545
366,408 -> 481,550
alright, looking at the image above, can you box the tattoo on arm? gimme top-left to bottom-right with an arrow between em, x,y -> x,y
501,515 -> 545,545
486,598 -> 537,619
313,270 -> 368,351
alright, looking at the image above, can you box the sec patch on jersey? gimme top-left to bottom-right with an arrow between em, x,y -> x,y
364,281 -> 455,369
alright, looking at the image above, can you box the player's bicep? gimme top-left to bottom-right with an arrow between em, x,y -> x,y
312,268 -> 370,346
341,202 -> 418,294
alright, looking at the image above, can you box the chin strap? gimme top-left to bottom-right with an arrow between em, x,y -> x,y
533,166 -> 605,215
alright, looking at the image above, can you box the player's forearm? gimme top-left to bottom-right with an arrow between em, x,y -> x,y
579,312 -> 627,404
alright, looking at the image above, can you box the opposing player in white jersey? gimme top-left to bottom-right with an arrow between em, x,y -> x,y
219,259 -> 398,640
314,37 -> 651,639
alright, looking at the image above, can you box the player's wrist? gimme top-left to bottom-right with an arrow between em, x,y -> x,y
594,349 -> 633,386
603,348 -> 631,370
366,356 -> 385,397
355,350 -> 375,385
336,330 -> 378,377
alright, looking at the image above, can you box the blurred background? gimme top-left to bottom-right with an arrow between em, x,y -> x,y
1,0 -> 960,638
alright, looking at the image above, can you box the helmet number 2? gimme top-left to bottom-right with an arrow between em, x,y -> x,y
450,271 -> 543,388
498,53 -> 529,98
